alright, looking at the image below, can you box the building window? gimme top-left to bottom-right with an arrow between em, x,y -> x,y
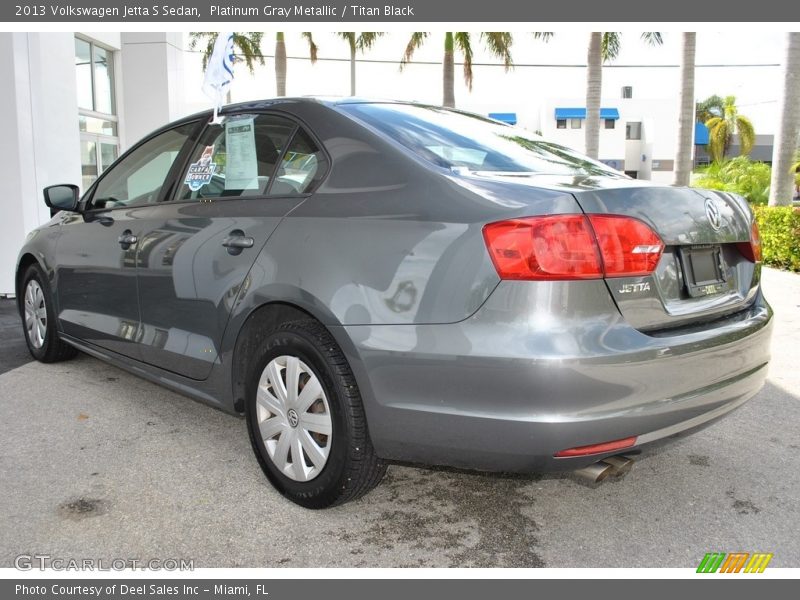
604,119 -> 616,129
556,118 -> 567,129
622,86 -> 633,99
75,37 -> 119,190
570,118 -> 582,129
626,122 -> 642,140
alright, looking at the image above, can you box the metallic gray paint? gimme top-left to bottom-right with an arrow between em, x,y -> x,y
16,98 -> 773,474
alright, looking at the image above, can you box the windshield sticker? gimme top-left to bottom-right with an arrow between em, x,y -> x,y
184,145 -> 217,191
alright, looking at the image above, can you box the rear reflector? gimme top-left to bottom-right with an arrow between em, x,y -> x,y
737,219 -> 762,263
483,214 -> 664,281
554,436 -> 638,458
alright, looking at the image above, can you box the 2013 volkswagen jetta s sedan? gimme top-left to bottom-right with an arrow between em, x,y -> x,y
17,99 -> 772,508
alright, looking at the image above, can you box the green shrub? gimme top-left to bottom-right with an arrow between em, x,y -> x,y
692,157 -> 772,205
753,205 -> 800,272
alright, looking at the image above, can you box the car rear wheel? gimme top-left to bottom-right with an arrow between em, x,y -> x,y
21,264 -> 77,363
245,319 -> 387,508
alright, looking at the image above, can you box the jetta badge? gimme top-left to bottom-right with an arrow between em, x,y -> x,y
705,198 -> 722,231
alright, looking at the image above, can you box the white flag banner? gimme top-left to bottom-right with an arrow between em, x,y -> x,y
202,32 -> 235,120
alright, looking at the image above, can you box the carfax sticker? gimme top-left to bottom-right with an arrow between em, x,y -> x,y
184,145 -> 217,191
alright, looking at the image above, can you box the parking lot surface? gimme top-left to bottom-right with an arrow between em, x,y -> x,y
1,267 -> 798,568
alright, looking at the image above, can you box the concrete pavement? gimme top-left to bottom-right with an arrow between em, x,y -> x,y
0,268 -> 798,568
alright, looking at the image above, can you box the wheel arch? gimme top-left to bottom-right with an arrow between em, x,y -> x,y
229,300 -> 372,417
15,253 -> 44,315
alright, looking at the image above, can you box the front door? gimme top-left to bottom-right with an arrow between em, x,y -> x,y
55,121 -> 200,358
134,113 -> 328,380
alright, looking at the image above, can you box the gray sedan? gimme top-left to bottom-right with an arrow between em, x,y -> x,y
16,99 -> 772,507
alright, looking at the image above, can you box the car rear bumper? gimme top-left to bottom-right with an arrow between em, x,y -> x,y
338,279 -> 773,472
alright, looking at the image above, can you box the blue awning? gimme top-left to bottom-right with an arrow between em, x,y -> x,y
695,121 -> 709,145
554,107 -> 620,120
488,112 -> 517,125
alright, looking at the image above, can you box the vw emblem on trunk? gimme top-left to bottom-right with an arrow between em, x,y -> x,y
705,198 -> 722,231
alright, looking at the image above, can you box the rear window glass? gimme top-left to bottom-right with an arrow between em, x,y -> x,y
341,103 -> 624,178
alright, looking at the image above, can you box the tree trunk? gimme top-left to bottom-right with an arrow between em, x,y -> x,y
769,32 -> 800,206
350,45 -> 357,96
443,32 -> 455,108
673,32 -> 697,187
585,32 -> 603,159
275,32 -> 287,97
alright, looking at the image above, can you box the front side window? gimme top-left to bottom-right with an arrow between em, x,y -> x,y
570,118 -> 582,129
604,119 -> 616,129
90,122 -> 197,209
341,103 -> 623,178
177,114 -> 302,200
556,118 -> 567,129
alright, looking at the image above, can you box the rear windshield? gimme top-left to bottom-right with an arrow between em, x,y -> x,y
341,103 -> 624,178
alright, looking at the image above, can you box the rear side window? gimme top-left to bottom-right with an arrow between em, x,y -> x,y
272,128 -> 328,195
90,122 -> 197,209
177,113 -> 295,200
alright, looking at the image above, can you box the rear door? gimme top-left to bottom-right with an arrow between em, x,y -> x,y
134,112 -> 328,380
55,121 -> 200,358
569,180 -> 760,331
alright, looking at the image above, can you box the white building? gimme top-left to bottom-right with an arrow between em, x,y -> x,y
533,93 -> 679,184
0,32 -> 188,295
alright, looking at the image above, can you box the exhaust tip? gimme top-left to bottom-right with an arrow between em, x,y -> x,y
573,461 -> 616,484
572,455 -> 635,485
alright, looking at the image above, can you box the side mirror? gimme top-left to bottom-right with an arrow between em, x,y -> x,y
43,184 -> 80,216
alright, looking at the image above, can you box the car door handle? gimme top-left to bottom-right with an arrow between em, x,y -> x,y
222,230 -> 254,255
118,230 -> 138,248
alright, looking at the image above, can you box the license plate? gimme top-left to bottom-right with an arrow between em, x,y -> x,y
678,245 -> 727,297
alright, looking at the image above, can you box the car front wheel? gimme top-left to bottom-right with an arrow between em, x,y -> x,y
21,264 -> 77,363
245,319 -> 387,508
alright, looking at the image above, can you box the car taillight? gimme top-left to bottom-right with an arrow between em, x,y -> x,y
482,215 -> 603,280
483,214 -> 664,281
737,219 -> 762,263
587,215 -> 664,277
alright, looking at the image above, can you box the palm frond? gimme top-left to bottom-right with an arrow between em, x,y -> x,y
301,32 -> 318,63
641,32 -> 664,46
481,32 -> 513,71
736,116 -> 756,156
706,118 -> 730,163
357,32 -> 384,51
401,32 -> 429,69
601,32 -> 621,62
532,32 -> 554,42
454,32 -> 474,89
337,32 -> 356,52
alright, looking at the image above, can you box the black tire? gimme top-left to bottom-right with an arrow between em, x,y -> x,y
245,319 -> 387,508
20,264 -> 78,363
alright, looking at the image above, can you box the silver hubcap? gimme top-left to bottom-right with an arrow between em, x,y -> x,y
24,280 -> 47,349
256,355 -> 332,482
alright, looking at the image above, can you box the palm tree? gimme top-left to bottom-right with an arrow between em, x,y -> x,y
696,95 -> 725,123
337,33 -> 384,96
189,32 -> 265,102
673,33 -> 697,187
275,32 -> 318,96
401,32 -> 513,108
705,96 -> 756,163
768,33 -> 800,206
584,32 -> 663,159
